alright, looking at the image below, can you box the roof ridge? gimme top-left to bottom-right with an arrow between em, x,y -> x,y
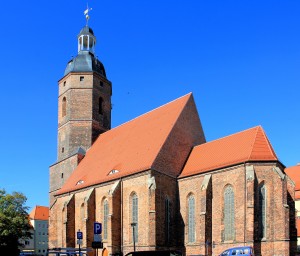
261,126 -> 278,159
248,126 -> 278,161
152,93 -> 194,169
195,125 -> 261,148
247,126 -> 260,160
110,93 -> 193,131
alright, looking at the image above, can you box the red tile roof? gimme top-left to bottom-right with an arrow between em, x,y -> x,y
29,206 -> 49,221
57,93 -> 204,195
179,126 -> 278,178
285,165 -> 300,193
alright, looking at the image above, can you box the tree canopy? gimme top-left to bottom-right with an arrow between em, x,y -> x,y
0,189 -> 32,255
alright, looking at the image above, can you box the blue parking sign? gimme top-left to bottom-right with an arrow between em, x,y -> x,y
77,231 -> 83,240
94,222 -> 102,234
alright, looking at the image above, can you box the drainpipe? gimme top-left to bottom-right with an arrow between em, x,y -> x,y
244,163 -> 246,246
121,178 -> 123,254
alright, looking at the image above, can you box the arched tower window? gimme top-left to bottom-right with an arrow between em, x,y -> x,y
259,184 -> 267,239
224,185 -> 235,241
131,193 -> 138,243
188,194 -> 195,243
99,97 -> 103,115
62,97 -> 66,117
103,200 -> 109,240
165,197 -> 170,244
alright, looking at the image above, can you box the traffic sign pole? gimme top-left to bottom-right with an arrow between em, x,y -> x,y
77,229 -> 83,255
93,222 -> 103,255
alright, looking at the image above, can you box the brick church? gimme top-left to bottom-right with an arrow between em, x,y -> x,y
49,19 -> 297,256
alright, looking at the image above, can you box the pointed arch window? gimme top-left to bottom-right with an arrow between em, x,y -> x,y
62,97 -> 66,117
188,194 -> 195,243
165,198 -> 170,244
103,200 -> 109,240
80,203 -> 85,220
224,185 -> 235,241
259,184 -> 267,239
131,193 -> 138,243
99,97 -> 103,115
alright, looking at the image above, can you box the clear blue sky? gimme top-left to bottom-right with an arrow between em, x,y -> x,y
0,1 -> 299,211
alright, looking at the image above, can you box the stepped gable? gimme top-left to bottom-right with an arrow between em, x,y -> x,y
285,164 -> 300,199
29,206 -> 49,221
179,126 -> 278,178
57,93 -> 205,195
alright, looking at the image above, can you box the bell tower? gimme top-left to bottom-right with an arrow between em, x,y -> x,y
57,25 -> 112,161
49,11 -> 112,204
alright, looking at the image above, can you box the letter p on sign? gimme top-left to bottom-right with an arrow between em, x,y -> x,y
94,222 -> 102,234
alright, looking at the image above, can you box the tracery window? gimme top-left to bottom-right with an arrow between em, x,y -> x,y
188,194 -> 195,243
259,184 -> 267,238
224,185 -> 235,241
103,199 -> 109,240
131,193 -> 138,242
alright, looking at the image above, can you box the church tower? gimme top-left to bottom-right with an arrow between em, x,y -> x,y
49,13 -> 112,204
57,25 -> 112,161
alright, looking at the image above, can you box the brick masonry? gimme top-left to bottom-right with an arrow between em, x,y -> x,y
49,44 -> 296,256
49,163 -> 297,256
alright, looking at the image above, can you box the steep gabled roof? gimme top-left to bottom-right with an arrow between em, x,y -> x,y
29,206 -> 49,221
285,164 -> 300,193
57,93 -> 205,195
179,126 -> 278,178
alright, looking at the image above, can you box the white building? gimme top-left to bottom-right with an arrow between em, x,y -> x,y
20,206 -> 49,256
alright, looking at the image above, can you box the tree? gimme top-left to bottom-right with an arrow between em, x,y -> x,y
0,189 -> 32,255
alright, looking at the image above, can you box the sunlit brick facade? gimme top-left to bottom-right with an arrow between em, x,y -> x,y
49,22 -> 297,256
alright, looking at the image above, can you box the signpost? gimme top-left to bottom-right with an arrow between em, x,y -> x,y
94,222 -> 102,234
77,230 -> 83,255
92,222 -> 103,256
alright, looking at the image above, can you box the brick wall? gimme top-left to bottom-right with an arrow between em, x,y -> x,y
49,153 -> 84,206
50,162 -> 295,256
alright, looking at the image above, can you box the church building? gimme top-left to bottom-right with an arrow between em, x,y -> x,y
49,16 -> 297,256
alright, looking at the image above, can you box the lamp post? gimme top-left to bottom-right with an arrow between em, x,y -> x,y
131,222 -> 137,252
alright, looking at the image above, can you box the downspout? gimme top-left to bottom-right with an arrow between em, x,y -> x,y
121,178 -> 123,254
244,163 -> 246,246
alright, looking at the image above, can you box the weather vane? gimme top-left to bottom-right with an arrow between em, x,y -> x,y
84,3 -> 92,25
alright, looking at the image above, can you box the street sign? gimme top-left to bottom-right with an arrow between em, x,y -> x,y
92,241 -> 103,249
94,234 -> 102,242
94,222 -> 102,234
77,231 -> 83,240
77,239 -> 83,245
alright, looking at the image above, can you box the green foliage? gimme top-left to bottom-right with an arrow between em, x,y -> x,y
0,189 -> 32,255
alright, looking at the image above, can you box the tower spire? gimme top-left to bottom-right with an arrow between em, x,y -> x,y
84,4 -> 92,25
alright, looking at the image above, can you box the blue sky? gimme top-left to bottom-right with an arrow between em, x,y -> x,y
0,0 -> 299,211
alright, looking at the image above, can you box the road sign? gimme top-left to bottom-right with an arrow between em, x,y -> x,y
92,241 -> 103,249
77,231 -> 83,240
77,239 -> 83,245
94,234 -> 102,242
94,222 -> 102,234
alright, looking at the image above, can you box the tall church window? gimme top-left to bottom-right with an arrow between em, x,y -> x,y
99,97 -> 103,115
188,194 -> 195,243
224,185 -> 235,241
103,200 -> 109,240
62,97 -> 66,117
165,198 -> 170,244
131,193 -> 138,243
259,184 -> 267,239
80,203 -> 85,220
